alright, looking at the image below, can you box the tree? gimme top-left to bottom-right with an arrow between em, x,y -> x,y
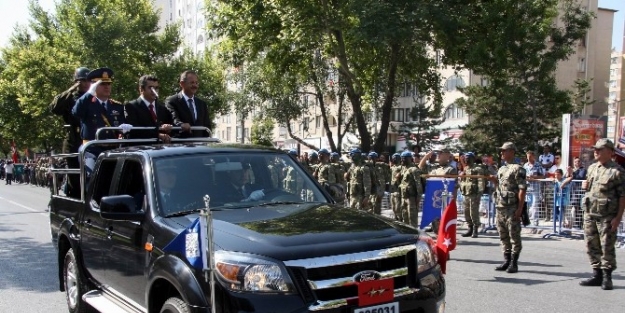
250,116 -> 274,146
438,0 -> 592,155
207,0 -> 442,153
398,93 -> 446,152
0,0 -> 227,151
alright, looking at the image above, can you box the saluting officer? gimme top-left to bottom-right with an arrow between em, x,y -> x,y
345,149 -> 371,211
459,152 -> 487,238
419,148 -> 458,232
489,142 -> 526,274
72,67 -> 132,143
579,138 -> 625,290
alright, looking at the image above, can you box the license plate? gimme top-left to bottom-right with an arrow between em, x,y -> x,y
353,302 -> 399,313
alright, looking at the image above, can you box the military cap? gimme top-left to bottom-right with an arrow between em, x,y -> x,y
330,152 -> 340,158
318,148 -> 331,155
400,151 -> 412,158
309,151 -> 318,158
349,148 -> 361,156
287,149 -> 298,156
594,138 -> 615,150
464,152 -> 476,158
87,67 -> 114,83
392,153 -> 400,158
74,67 -> 90,81
499,142 -> 516,151
368,151 -> 378,158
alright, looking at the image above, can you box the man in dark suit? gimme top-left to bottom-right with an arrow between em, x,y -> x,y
124,75 -> 174,142
164,70 -> 214,138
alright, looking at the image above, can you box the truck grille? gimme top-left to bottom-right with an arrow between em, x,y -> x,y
284,245 -> 416,311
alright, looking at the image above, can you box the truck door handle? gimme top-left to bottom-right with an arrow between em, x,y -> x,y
106,226 -> 114,240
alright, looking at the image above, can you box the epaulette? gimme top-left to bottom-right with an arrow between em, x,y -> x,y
110,99 -> 124,105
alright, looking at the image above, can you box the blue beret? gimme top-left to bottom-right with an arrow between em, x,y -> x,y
465,152 -> 476,158
349,148 -> 361,155
309,151 -> 318,158
331,152 -> 339,157
318,148 -> 331,155
392,153 -> 400,158
401,151 -> 412,158
368,151 -> 378,158
288,149 -> 298,156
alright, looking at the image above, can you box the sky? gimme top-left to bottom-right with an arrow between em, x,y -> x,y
0,0 -> 623,49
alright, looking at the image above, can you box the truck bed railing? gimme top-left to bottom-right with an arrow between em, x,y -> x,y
51,126 -> 219,201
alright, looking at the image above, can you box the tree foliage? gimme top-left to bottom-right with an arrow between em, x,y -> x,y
442,0 -> 593,156
0,0 -> 227,153
207,0 -> 443,153
250,116 -> 274,147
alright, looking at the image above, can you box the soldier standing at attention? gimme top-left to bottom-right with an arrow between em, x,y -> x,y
314,149 -> 336,185
306,151 -> 319,175
460,152 -> 487,238
397,151 -> 423,227
367,152 -> 384,214
330,152 -> 345,189
345,149 -> 371,211
284,149 -> 303,194
579,138 -> 625,290
389,153 -> 402,221
489,142 -> 526,274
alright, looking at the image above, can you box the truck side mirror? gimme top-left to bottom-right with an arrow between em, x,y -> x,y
100,195 -> 144,222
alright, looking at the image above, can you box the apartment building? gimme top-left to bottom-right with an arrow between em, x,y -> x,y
608,49 -> 623,143
157,0 -> 615,152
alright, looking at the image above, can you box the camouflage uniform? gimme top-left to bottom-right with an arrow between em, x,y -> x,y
460,162 -> 487,236
580,141 -> 625,290
399,165 -> 423,227
347,163 -> 371,211
390,163 -> 403,220
316,162 -> 336,185
366,159 -> 383,214
283,165 -> 304,194
494,147 -> 526,273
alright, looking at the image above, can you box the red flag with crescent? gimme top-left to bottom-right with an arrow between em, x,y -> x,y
436,199 -> 457,274
11,140 -> 18,163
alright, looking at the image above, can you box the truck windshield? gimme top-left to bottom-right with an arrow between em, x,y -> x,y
153,153 -> 329,216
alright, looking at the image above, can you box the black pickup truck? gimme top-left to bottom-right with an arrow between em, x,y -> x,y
49,140 -> 445,313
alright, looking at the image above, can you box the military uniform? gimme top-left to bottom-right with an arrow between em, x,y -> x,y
460,159 -> 487,237
50,86 -> 85,153
494,142 -> 526,274
283,165 -> 304,194
390,157 -> 403,220
347,153 -> 372,211
398,161 -> 423,227
579,139 -> 625,290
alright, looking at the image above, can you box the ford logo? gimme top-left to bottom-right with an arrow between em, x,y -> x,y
353,270 -> 382,282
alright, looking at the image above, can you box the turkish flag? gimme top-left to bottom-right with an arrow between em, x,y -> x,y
436,199 -> 457,274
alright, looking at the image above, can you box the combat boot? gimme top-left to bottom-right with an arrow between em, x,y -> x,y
506,253 -> 519,273
579,268 -> 602,286
601,269 -> 613,290
461,224 -> 473,237
471,225 -> 479,238
495,252 -> 511,271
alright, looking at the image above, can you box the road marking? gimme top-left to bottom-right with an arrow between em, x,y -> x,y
0,195 -> 48,216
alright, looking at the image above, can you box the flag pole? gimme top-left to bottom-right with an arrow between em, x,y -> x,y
201,195 -> 216,313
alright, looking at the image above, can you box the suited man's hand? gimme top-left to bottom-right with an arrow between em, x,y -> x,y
160,124 -> 173,132
181,123 -> 191,132
158,133 -> 172,143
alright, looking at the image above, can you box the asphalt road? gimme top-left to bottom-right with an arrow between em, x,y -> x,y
0,182 -> 623,313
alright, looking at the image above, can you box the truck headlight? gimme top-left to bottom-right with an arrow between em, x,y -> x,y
416,237 -> 438,273
214,251 -> 295,293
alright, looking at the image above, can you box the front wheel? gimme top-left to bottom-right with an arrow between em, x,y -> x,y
63,248 -> 91,313
160,297 -> 191,313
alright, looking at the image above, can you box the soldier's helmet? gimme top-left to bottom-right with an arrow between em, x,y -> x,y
330,152 -> 340,159
349,148 -> 361,156
74,67 -> 90,81
400,151 -> 412,158
318,148 -> 331,156
287,149 -> 298,156
368,151 -> 378,159
392,153 -> 401,162
465,152 -> 476,159
308,151 -> 318,159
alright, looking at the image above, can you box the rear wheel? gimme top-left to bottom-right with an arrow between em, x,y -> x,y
63,248 -> 91,313
160,297 -> 191,313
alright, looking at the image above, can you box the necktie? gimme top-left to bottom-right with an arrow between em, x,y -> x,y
148,103 -> 157,122
187,98 -> 196,122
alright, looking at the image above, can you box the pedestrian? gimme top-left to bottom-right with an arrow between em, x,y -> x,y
553,168 -> 572,223
523,150 -> 545,225
164,70 -> 213,138
489,142 -> 526,273
124,75 -> 174,142
459,152 -> 487,238
345,148 -> 371,211
4,160 -> 14,185
579,138 -> 625,290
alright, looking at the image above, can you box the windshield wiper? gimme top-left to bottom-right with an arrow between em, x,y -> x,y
257,201 -> 305,206
165,208 -> 203,218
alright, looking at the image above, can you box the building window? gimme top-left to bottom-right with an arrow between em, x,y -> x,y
405,108 -> 412,122
444,103 -> 464,120
578,58 -> 586,72
236,126 -> 242,139
611,57 -> 619,65
610,80 -> 618,89
315,116 -> 321,128
610,68 -> 619,77
445,75 -> 466,91
607,126 -> 615,134
244,128 -> 249,141
480,77 -> 489,87
435,50 -> 443,65
609,91 -> 617,100
226,127 -> 231,141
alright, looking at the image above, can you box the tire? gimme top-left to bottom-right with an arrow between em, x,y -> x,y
63,248 -> 91,313
160,297 -> 191,313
